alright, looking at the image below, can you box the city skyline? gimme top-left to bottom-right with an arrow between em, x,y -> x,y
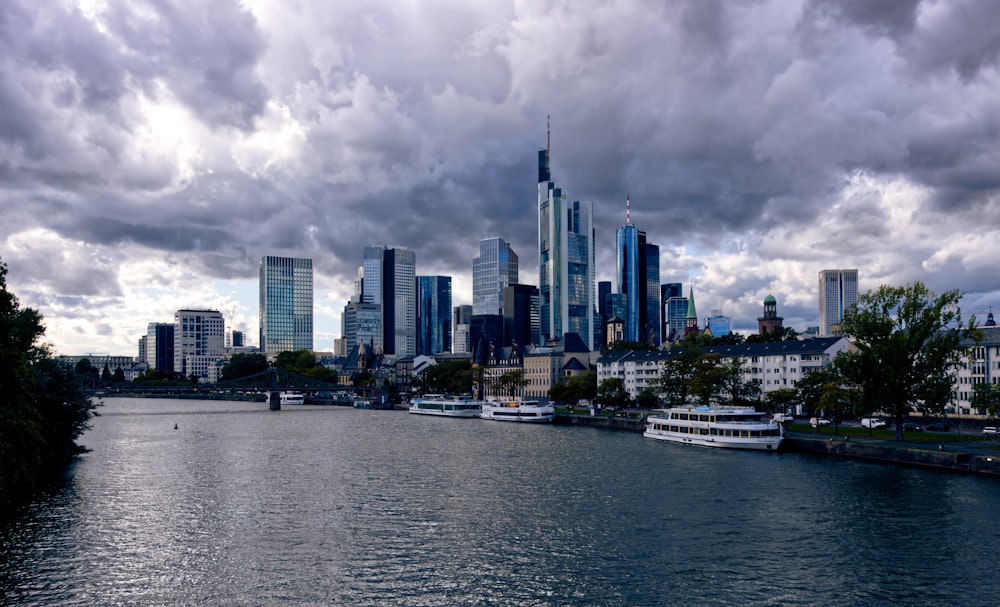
3,1 -> 1000,355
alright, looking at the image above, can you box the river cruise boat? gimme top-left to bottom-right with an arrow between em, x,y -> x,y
644,406 -> 783,451
279,391 -> 306,406
480,400 -> 555,423
408,395 -> 483,418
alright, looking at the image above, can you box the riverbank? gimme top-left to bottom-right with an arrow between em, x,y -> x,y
555,412 -> 1000,477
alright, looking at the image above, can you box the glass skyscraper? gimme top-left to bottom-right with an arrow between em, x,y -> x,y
472,237 -> 518,316
362,245 -> 416,357
259,256 -> 313,354
818,269 -> 859,336
615,202 -> 661,345
417,275 -> 452,355
538,145 -> 595,350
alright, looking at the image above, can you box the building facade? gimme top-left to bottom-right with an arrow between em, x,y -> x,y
174,309 -> 226,382
818,269 -> 859,337
503,283 -> 540,348
537,145 -> 595,350
146,322 -> 175,372
472,237 -> 518,316
452,305 -> 473,354
417,275 -> 452,355
664,294 -> 687,343
362,245 -> 416,357
758,294 -> 784,336
259,256 -> 313,354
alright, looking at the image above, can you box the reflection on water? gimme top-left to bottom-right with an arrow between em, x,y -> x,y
2,398 -> 1000,606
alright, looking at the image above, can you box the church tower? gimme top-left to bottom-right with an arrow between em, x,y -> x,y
757,293 -> 784,337
684,287 -> 699,337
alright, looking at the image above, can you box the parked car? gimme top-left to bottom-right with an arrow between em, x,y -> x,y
810,417 -> 832,427
772,413 -> 794,423
925,422 -> 951,432
983,427 -> 998,437
902,423 -> 923,432
861,418 -> 887,429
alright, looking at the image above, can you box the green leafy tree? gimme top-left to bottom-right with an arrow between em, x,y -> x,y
689,352 -> 725,406
101,363 -> 112,381
273,350 -> 318,375
496,369 -> 527,399
548,369 -> 598,406
0,260 -> 97,506
414,359 -> 475,395
652,347 -> 701,406
716,357 -> 759,407
596,377 -> 632,409
601,340 -> 658,354
112,367 -> 126,383
834,282 -> 975,441
764,387 -> 799,415
973,383 -> 1000,418
74,358 -> 99,379
220,353 -> 269,381
635,387 -> 660,409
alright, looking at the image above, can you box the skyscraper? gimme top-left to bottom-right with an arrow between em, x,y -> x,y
537,130 -> 595,350
615,196 -> 661,345
472,238 -> 518,316
452,305 -> 473,354
417,275 -> 452,355
503,283 -> 540,348
665,293 -> 688,343
362,245 -> 416,357
259,256 -> 313,354
661,283 -> 681,340
818,269 -> 859,336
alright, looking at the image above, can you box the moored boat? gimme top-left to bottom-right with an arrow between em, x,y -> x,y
644,405 -> 783,451
279,391 -> 306,406
408,395 -> 483,417
480,400 -> 555,423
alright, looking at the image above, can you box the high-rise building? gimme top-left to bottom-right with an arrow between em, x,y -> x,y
660,283 -> 681,339
362,245 -> 416,357
452,305 -> 473,354
473,238 -> 518,316
615,197 -> 661,345
146,322 -> 175,372
417,276 -> 452,355
706,310 -> 731,336
343,301 -> 382,353
259,256 -> 313,354
818,269 -> 859,336
503,283 -> 540,348
664,294 -> 688,343
537,133 -> 595,350
174,309 -> 225,382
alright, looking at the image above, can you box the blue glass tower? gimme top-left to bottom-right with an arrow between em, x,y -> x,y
615,197 -> 661,345
259,256 -> 313,354
417,275 -> 452,355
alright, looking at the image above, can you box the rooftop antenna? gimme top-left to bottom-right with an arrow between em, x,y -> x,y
546,114 -> 550,153
626,194 -> 631,225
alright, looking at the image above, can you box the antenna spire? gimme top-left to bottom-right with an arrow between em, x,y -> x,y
626,194 -> 630,224
546,114 -> 550,153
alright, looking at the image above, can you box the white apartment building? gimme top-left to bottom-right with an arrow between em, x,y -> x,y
174,309 -> 226,382
598,337 -> 853,407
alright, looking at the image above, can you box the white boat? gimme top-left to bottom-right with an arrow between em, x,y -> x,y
480,400 -> 555,423
279,391 -> 306,406
408,395 -> 483,418
644,405 -> 783,451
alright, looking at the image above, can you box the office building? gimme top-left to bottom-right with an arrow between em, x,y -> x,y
259,256 -> 313,354
453,305 -> 473,354
503,283 -> 540,348
343,300 -> 382,353
417,276 -> 452,355
174,309 -> 225,382
818,269 -> 859,336
661,283 -> 681,340
362,245 -> 416,357
146,322 -> 175,372
537,135 -> 595,350
615,197 -> 661,345
473,238 -> 518,316
706,310 -> 731,336
664,295 -> 688,342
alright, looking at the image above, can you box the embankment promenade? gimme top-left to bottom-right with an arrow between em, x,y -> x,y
554,413 -> 1000,477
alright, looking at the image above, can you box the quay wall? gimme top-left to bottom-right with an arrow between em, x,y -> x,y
554,413 -> 645,432
784,437 -> 1000,476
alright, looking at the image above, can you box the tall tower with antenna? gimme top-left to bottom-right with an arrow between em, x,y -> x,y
537,117 -> 595,349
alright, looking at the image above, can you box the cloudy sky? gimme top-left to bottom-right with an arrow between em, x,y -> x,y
3,0 -> 999,356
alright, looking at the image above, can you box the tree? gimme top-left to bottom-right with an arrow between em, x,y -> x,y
973,383 -> 1000,417
601,340 -> 658,354
716,357 -> 759,407
0,259 -> 97,506
635,387 -> 660,409
74,358 -> 99,379
414,359 -> 474,395
834,282 -> 975,441
765,387 -> 799,415
112,367 -> 126,383
548,369 -> 598,407
652,347 -> 701,407
273,350 -> 318,375
220,353 -> 269,381
596,377 -> 632,410
496,369 -> 527,399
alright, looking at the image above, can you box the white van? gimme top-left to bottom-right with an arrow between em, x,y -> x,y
861,418 -> 887,429
773,413 -> 794,423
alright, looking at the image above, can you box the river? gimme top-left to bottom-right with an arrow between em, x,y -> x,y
2,397 -> 999,606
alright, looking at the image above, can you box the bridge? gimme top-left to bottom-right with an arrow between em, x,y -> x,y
78,368 -> 376,405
